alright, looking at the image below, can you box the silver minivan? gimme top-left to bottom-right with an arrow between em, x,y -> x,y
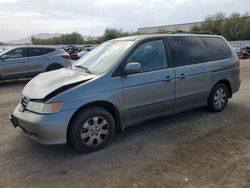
10,34 -> 241,152
0,46 -> 71,80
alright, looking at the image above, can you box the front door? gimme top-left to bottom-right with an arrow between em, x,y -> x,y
122,38 -> 175,125
0,48 -> 28,79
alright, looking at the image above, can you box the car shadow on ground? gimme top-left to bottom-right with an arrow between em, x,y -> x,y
13,106 -> 229,157
10,107 -> 206,153
4,101 -> 249,180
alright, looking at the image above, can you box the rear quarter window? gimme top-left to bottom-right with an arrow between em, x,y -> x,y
168,36 -> 208,67
202,37 -> 231,61
41,48 -> 55,54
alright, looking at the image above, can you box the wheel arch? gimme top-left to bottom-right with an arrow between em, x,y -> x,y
46,63 -> 63,71
213,79 -> 232,98
66,100 -> 122,143
215,79 -> 233,98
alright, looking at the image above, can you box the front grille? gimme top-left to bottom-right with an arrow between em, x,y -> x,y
20,96 -> 30,109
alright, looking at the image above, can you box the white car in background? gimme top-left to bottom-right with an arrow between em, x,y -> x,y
0,49 -> 5,53
77,50 -> 89,59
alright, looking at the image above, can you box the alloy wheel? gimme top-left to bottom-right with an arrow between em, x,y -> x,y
80,116 -> 109,146
214,88 -> 227,109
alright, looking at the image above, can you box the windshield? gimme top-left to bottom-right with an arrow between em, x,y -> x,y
0,47 -> 12,56
73,41 -> 133,74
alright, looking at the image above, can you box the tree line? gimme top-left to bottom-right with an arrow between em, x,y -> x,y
31,28 -> 140,45
31,11 -> 250,45
31,32 -> 85,45
190,12 -> 250,40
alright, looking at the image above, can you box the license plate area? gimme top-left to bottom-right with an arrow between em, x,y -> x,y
9,114 -> 19,127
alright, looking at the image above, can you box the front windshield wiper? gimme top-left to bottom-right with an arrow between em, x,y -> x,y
74,65 -> 92,74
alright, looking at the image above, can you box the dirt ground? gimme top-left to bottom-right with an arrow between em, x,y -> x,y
0,60 -> 249,188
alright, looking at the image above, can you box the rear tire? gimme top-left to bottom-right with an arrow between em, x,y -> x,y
207,83 -> 229,112
69,107 -> 115,152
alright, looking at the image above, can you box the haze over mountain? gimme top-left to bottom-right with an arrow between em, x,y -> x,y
5,33 -> 98,45
6,33 -> 63,44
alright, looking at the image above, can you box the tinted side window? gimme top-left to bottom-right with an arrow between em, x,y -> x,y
6,48 -> 25,59
168,36 -> 208,67
202,37 -> 231,61
27,48 -> 42,57
42,48 -> 55,54
27,48 -> 55,57
126,40 -> 168,72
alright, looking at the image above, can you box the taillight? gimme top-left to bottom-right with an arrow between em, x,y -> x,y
236,59 -> 240,68
62,54 -> 70,59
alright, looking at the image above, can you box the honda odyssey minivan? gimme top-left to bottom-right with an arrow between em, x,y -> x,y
10,34 -> 241,152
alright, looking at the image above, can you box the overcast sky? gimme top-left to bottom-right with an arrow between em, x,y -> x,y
0,0 -> 249,41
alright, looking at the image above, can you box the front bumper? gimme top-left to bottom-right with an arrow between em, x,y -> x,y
10,104 -> 74,145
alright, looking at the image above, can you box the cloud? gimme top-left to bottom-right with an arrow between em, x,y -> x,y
0,0 -> 18,2
0,0 -> 249,41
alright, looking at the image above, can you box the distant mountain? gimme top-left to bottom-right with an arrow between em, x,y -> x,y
6,33 -> 63,44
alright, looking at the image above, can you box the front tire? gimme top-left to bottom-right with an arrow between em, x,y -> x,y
69,107 -> 115,152
207,83 -> 229,112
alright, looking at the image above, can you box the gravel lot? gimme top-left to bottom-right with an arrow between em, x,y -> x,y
0,60 -> 250,188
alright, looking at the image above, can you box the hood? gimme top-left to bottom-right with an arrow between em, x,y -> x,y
23,68 -> 96,100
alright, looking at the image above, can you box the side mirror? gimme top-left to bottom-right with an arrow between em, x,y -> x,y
1,55 -> 8,61
123,62 -> 141,75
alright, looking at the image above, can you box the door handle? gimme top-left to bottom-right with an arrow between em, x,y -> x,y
178,73 -> 187,79
163,76 -> 172,82
22,60 -> 28,63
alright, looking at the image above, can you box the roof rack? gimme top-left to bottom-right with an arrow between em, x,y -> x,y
170,30 -> 216,35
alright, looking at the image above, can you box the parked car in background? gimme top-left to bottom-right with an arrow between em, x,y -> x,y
242,47 -> 250,59
234,46 -> 250,59
10,34 -> 240,152
0,46 -> 71,80
77,50 -> 89,59
62,45 -> 95,60
83,45 -> 94,51
62,45 -> 82,60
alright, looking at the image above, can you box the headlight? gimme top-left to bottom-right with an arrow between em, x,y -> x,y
26,101 -> 63,114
